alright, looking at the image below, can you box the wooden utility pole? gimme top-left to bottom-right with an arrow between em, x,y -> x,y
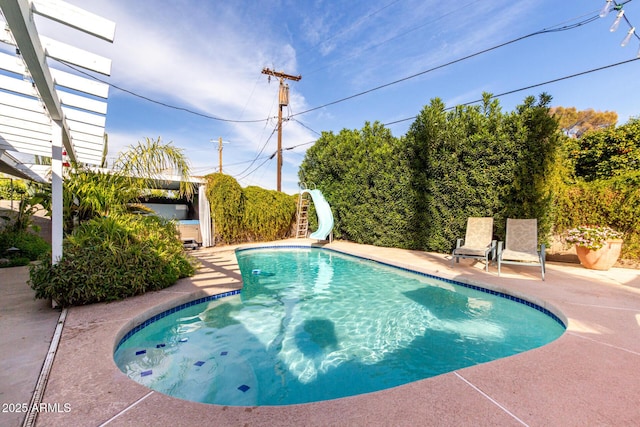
261,67 -> 301,191
217,136 -> 223,173
211,137 -> 224,173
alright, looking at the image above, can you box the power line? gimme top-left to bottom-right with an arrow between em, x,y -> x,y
39,3 -> 639,185
285,140 -> 317,150
304,0 -> 482,77
231,7 -> 640,180
290,118 -> 322,136
46,6 -> 616,131
234,152 -> 274,182
383,57 -> 640,126
297,0 -> 404,61
232,123 -> 279,177
228,58 -> 640,179
52,58 -> 270,124
233,57 -> 639,180
230,139 -> 317,182
291,13 -> 603,118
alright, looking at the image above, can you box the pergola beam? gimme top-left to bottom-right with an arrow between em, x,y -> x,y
30,0 -> 115,42
0,150 -> 45,181
0,0 -> 76,162
0,0 -> 115,268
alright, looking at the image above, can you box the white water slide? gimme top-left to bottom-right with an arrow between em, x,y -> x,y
302,189 -> 334,241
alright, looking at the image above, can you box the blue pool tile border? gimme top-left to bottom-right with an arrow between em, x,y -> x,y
236,245 -> 566,328
116,290 -> 241,350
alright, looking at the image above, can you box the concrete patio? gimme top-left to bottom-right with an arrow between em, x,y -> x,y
2,239 -> 639,426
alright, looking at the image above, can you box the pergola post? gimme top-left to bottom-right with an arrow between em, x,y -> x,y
51,120 -> 63,264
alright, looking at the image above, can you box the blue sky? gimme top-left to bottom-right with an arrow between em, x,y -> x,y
31,1 -> 640,193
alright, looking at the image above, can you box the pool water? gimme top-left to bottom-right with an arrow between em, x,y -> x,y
114,247 -> 565,406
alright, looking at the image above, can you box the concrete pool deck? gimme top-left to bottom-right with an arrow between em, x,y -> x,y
3,239 -> 640,426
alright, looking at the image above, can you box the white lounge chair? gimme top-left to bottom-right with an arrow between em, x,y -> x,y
451,217 -> 496,272
497,218 -> 546,280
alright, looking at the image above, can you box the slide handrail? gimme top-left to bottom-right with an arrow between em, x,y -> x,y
299,182 -> 316,191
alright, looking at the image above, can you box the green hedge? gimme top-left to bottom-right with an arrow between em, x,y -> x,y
0,230 -> 50,261
205,174 -> 297,244
300,94 -> 560,252
205,174 -> 245,244
300,122 -> 414,246
569,118 -> 640,181
29,215 -> 195,306
0,177 -> 28,200
242,186 -> 297,241
555,172 -> 640,259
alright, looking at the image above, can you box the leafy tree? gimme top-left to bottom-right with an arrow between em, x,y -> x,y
568,117 -> 640,181
113,136 -> 194,199
0,181 -> 50,233
63,137 -> 193,231
0,175 -> 28,200
549,106 -> 617,138
502,93 -> 563,238
300,93 -> 562,252
300,122 -> 414,247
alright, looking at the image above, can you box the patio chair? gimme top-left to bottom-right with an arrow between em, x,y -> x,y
451,217 -> 496,272
497,218 -> 546,280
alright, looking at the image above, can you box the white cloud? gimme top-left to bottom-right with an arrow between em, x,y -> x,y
26,0 -> 635,193
41,0 -> 315,190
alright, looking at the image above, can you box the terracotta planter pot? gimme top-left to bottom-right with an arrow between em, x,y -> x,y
575,239 -> 623,270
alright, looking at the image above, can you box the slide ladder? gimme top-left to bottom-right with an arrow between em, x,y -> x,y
295,192 -> 310,238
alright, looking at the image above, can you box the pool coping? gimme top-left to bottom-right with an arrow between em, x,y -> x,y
32,239 -> 640,426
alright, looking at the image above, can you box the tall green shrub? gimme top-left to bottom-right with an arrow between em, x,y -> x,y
555,172 -> 640,259
205,174 -> 245,244
299,93 -> 562,252
242,186 -> 296,241
29,215 -> 194,306
569,117 -> 640,181
406,95 -> 517,250
204,174 -> 297,244
500,93 -> 562,240
0,230 -> 50,261
300,122 -> 415,247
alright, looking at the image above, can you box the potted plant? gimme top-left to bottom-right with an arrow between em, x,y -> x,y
565,225 -> 624,270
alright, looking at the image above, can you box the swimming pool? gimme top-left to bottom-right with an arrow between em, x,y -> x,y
114,247 -> 565,406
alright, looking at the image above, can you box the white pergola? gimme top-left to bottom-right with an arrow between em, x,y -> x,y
0,0 -> 114,262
